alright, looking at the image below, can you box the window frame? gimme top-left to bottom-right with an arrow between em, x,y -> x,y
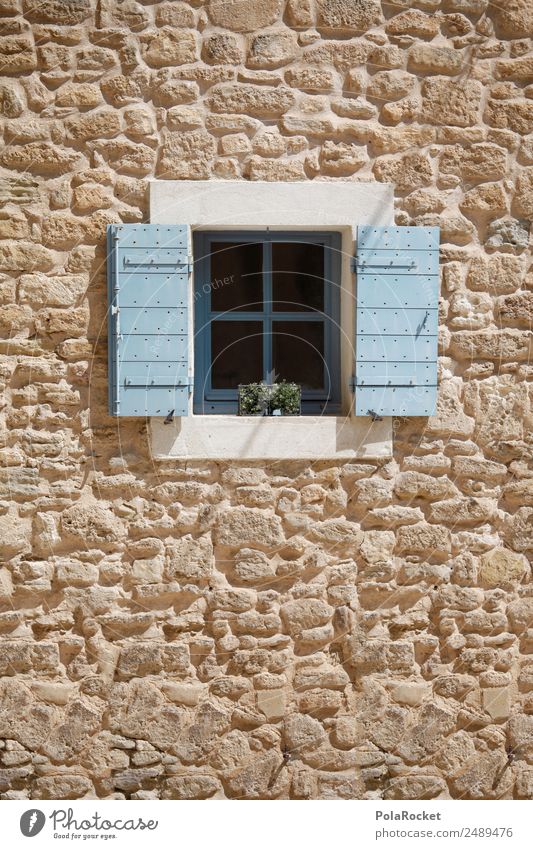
193,229 -> 342,415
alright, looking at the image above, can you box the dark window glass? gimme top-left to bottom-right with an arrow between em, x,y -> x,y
272,321 -> 325,390
210,242 -> 263,312
211,320 -> 263,388
272,242 -> 324,312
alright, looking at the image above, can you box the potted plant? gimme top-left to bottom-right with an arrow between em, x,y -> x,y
238,382 -> 270,415
269,381 -> 301,416
238,381 -> 301,416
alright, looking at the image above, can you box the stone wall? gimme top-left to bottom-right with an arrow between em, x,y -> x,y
0,0 -> 532,800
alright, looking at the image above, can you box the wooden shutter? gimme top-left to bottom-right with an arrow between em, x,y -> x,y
107,224 -> 191,417
354,225 -> 439,417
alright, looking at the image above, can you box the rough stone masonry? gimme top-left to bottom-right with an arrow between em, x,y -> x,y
0,0 -> 531,801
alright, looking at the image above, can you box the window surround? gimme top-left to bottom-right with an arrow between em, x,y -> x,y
149,180 -> 394,461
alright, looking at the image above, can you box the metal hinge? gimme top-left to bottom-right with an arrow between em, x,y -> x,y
349,375 -> 356,393
350,256 -> 357,273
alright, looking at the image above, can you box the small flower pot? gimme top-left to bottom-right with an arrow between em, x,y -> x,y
238,382 -> 301,416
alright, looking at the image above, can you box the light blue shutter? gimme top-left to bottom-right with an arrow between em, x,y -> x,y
107,224 -> 191,417
354,225 -> 439,417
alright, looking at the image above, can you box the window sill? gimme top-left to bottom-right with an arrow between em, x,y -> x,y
150,415 -> 392,461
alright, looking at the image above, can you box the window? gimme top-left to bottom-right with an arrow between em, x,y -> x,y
193,231 -> 341,415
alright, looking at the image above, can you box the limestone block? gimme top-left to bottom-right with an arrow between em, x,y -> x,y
215,507 -> 284,548
391,682 -> 431,707
286,0 -> 315,27
450,330 -> 532,361
497,292 -> 533,328
394,472 -> 458,501
142,27 -> 197,68
156,2 -> 195,27
0,511 -> 31,558
281,598 -> 333,635
208,0 -> 283,32
36,305 -> 89,338
439,143 -> 507,183
317,0 -> 383,31
22,0 -> 91,23
55,559 -> 99,587
203,33 -> 244,65
42,215 -> 85,250
157,130 -> 216,179
61,501 -> 126,545
100,69 -> 150,106
257,688 -> 286,720
385,775 -> 448,800
429,497 -> 496,525
319,140 -> 367,175
360,530 -> 395,563
0,142 -> 84,175
208,83 -> 294,116
248,29 -> 299,69
508,715 -> 533,762
496,58 -> 533,82
513,168 -> 533,218
485,218 -> 529,250
331,97 -> 376,119
0,35 -> 36,73
484,100 -> 533,135
131,556 -> 164,585
284,713 -> 326,751
0,82 -> 24,117
166,535 -> 214,581
488,0 -> 533,39
286,66 -> 336,92
233,548 -> 276,583
396,522 -> 452,557
367,71 -> 415,101
479,548 -> 528,588
55,83 -> 102,108
460,182 -> 508,222
408,44 -> 464,75
163,775 -> 221,800
118,642 -> 190,678
373,152 -> 433,192
468,255 -> 525,294
32,775 -> 94,800
352,476 -> 393,506
219,133 -> 251,155
422,77 -> 482,126
386,9 -> 440,38
65,110 -> 121,142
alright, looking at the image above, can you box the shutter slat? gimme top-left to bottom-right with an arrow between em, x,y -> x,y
357,275 -> 438,309
355,225 -> 439,417
108,223 -> 190,417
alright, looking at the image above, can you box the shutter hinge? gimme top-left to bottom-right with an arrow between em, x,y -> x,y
187,256 -> 193,275
349,375 -> 356,393
350,256 -> 357,274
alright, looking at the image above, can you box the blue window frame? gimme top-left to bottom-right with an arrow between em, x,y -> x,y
193,231 -> 342,415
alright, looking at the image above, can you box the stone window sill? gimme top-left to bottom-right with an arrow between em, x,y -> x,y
150,415 -> 392,461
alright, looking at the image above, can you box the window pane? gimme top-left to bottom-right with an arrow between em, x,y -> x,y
272,321 -> 325,390
210,242 -> 263,312
211,321 -> 263,389
272,242 -> 324,312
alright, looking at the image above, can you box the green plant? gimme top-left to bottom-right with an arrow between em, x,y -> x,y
269,381 -> 301,416
238,382 -> 301,416
238,382 -> 270,415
